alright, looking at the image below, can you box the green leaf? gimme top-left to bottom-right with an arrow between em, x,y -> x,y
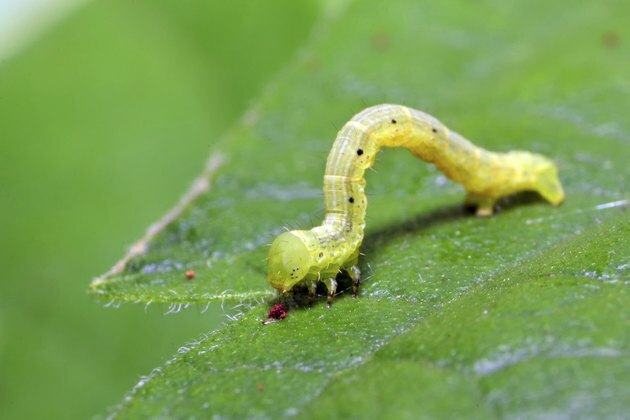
91,0 -> 630,417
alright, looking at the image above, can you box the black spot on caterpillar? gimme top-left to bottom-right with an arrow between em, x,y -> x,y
268,104 -> 565,306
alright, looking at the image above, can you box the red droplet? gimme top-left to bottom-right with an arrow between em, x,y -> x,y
185,270 -> 196,280
267,303 -> 287,320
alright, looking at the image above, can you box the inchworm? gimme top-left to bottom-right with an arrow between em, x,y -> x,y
268,104 -> 565,305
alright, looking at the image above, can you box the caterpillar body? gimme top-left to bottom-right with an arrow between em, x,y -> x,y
268,104 -> 565,305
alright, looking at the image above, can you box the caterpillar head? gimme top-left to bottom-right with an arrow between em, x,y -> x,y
268,232 -> 312,293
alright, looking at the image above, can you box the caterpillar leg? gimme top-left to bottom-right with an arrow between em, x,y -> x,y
347,265 -> 361,298
464,193 -> 498,217
308,281 -> 318,306
324,278 -> 338,308
341,249 -> 361,297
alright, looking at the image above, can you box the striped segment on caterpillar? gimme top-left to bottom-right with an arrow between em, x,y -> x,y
268,104 -> 565,305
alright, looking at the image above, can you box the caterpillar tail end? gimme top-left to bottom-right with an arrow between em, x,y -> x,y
464,157 -> 565,215
533,162 -> 566,207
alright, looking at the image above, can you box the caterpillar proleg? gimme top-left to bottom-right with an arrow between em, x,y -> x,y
268,104 -> 565,305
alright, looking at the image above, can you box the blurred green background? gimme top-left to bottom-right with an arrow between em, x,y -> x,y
0,0 -> 320,417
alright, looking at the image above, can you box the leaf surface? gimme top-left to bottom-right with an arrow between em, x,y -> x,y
92,0 -> 630,417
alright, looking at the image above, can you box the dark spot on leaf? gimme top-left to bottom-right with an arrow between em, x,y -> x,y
370,32 -> 390,52
602,31 -> 620,48
357,149 -> 364,156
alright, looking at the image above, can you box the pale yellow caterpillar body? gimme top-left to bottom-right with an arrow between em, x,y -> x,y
268,104 -> 565,305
